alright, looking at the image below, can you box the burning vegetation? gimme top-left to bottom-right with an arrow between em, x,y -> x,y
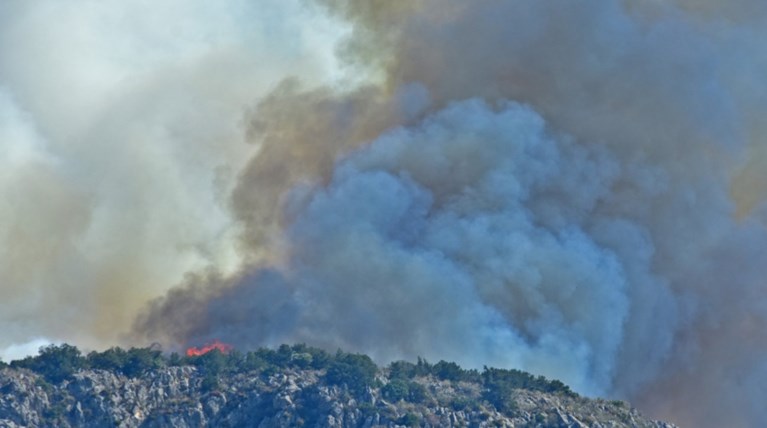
185,340 -> 233,357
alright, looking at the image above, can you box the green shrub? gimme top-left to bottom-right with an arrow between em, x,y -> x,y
190,349 -> 227,376
325,351 -> 377,394
304,347 -> 331,370
201,373 -> 220,393
382,378 -> 410,402
414,357 -> 432,377
122,347 -> 164,377
291,352 -> 314,369
11,344 -> 84,383
408,381 -> 429,403
399,413 -> 421,427
433,360 -> 464,381
167,352 -> 183,367
388,361 -> 417,379
242,352 -> 267,372
87,347 -> 128,372
448,396 -> 480,411
85,346 -> 165,378
482,367 -> 574,400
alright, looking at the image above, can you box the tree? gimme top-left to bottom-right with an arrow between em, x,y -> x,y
290,344 -> 331,369
398,413 -> 421,427
223,349 -> 246,372
291,352 -> 314,369
407,381 -> 428,403
481,367 -> 573,413
12,344 -> 85,383
274,344 -> 293,367
167,352 -> 183,367
381,378 -> 429,403
87,347 -> 128,372
325,351 -> 377,394
242,351 -> 267,372
382,378 -> 410,402
388,361 -> 417,379
200,373 -> 221,393
192,349 -> 227,376
122,347 -> 164,377
414,357 -> 432,376
433,360 -> 464,381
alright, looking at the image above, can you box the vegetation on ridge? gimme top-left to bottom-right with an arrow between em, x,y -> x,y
0,344 -> 678,428
4,342 -> 575,400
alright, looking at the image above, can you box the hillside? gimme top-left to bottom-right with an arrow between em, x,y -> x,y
0,344 -> 676,428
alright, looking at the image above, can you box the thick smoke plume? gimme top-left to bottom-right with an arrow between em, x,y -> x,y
136,1 -> 767,427
3,0 -> 767,427
0,0 -> 342,356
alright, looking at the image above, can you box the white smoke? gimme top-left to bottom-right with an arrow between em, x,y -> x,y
0,0 -> 344,352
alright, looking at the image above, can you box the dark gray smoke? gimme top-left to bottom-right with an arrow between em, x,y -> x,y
135,1 -> 766,427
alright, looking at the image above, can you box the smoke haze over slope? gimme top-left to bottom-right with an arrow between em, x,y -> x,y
3,1 -> 767,427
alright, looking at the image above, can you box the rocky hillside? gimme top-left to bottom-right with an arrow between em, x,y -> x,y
0,344 -> 676,428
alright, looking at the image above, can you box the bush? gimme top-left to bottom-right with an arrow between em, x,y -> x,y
201,373 -> 220,393
242,352 -> 267,372
253,348 -> 279,367
414,357 -> 432,377
448,396 -> 480,411
190,348 -> 227,376
432,360 -> 464,381
398,413 -> 421,427
325,351 -> 377,394
382,378 -> 410,402
388,361 -> 417,379
85,346 -> 165,377
250,344 -> 331,371
167,352 -> 183,367
304,346 -> 331,370
11,344 -> 84,383
274,344 -> 294,367
408,381 -> 429,403
122,347 -> 164,377
382,379 -> 430,404
291,352 -> 314,369
87,347 -> 128,372
223,349 -> 247,371
482,367 -> 574,413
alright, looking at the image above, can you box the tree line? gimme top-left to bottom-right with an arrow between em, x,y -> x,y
1,343 -> 575,407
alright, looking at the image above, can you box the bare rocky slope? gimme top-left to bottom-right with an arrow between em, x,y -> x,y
0,345 -> 676,428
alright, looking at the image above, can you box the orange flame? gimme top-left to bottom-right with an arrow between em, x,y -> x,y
185,340 -> 233,357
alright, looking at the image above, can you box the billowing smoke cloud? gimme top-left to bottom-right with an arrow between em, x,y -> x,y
0,0 -> 344,353
135,1 -> 767,427
4,0 -> 767,427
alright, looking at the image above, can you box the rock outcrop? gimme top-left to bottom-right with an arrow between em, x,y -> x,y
0,365 -> 675,428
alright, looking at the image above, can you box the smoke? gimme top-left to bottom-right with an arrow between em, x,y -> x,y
4,0 -> 767,426
0,0 -> 344,354
135,1 -> 767,427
